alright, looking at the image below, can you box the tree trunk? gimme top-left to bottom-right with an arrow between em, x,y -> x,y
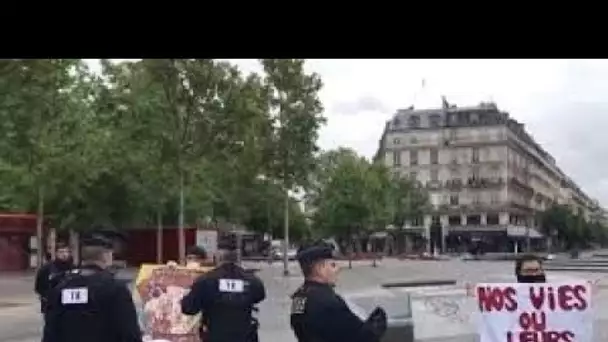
36,185 -> 44,269
236,227 -> 243,266
178,170 -> 186,264
267,199 -> 273,265
348,229 -> 353,269
282,189 -> 290,276
48,228 -> 56,261
69,231 -> 80,265
372,238 -> 377,267
156,210 -> 163,264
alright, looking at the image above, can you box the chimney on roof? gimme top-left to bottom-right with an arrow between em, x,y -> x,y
441,96 -> 449,109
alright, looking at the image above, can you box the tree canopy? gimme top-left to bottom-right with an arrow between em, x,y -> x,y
0,59 -> 322,264
309,148 -> 430,240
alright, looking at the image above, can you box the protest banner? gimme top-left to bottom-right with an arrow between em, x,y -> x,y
475,281 -> 593,342
133,264 -> 211,342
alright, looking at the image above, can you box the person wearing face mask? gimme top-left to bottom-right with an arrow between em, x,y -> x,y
515,253 -> 547,283
35,242 -> 75,316
42,234 -> 142,342
290,244 -> 388,342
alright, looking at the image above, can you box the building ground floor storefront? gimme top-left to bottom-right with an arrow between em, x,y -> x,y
442,227 -> 545,254
422,210 -> 545,254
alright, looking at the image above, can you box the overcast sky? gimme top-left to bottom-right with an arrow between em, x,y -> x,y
90,59 -> 608,205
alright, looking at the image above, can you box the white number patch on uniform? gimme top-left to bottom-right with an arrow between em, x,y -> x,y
291,297 -> 306,314
61,288 -> 89,305
218,279 -> 244,293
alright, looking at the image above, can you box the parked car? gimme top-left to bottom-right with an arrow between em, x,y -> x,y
272,247 -> 297,260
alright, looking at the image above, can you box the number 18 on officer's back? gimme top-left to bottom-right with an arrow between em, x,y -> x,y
42,234 -> 142,342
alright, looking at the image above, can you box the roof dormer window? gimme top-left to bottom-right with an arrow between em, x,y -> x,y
408,115 -> 420,128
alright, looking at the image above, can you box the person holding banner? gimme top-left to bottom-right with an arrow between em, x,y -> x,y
473,254 -> 595,342
514,254 -> 546,283
181,245 -> 266,342
466,254 -> 600,296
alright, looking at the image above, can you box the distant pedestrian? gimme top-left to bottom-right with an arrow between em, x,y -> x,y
34,242 -> 74,316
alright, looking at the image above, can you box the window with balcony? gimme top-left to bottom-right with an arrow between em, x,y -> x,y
430,149 -> 439,164
450,194 -> 459,205
430,169 -> 439,182
393,151 -> 401,166
409,171 -> 417,181
471,166 -> 480,180
410,150 -> 418,166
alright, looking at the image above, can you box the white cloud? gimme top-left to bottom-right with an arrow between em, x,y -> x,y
233,59 -> 607,206
87,59 -> 608,205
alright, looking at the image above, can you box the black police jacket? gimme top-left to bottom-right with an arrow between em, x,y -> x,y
34,260 -> 75,313
290,281 -> 384,342
42,264 -> 142,342
181,262 -> 266,342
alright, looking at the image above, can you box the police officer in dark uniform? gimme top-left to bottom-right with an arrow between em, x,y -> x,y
290,244 -> 388,342
35,242 -> 75,316
42,234 -> 142,342
181,244 -> 266,342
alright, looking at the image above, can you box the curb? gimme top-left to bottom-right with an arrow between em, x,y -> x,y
381,280 -> 457,288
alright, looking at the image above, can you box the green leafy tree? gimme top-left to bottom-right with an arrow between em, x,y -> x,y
0,59 -> 98,265
312,150 -> 374,267
136,59 -> 236,262
261,59 -> 325,275
539,204 -> 604,250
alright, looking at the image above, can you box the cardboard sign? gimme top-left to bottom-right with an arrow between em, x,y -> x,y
475,282 -> 593,342
133,264 -> 211,342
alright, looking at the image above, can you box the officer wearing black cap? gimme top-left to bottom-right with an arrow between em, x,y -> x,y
181,241 -> 266,342
290,244 -> 388,342
42,234 -> 142,342
186,245 -> 208,268
35,241 -> 75,317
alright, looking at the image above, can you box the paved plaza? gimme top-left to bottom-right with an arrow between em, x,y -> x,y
2,259 -> 608,342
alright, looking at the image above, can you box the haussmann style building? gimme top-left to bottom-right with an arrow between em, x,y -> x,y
374,96 -> 597,254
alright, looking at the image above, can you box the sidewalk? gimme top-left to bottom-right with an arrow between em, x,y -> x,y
0,273 -> 36,301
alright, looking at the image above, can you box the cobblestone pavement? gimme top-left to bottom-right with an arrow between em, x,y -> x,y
3,259 -> 608,342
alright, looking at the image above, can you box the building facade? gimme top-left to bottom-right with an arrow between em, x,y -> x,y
375,99 -> 597,253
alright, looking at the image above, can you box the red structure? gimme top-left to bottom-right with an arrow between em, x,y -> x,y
124,227 -> 199,266
0,213 -> 39,271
